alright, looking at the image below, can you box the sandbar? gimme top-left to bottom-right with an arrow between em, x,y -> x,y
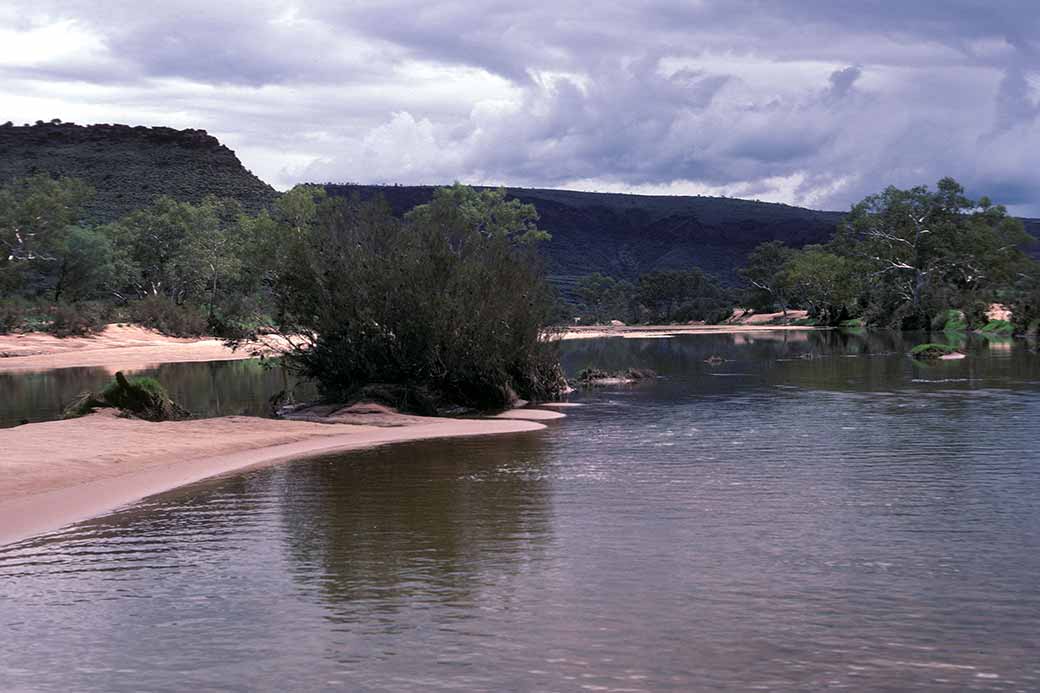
0,323 -> 281,373
0,408 -> 553,547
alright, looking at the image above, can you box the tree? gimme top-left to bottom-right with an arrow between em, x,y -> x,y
835,177 -> 1031,328
105,195 -> 243,306
779,247 -> 861,325
575,273 -> 637,323
637,269 -> 733,323
0,175 -> 93,296
257,186 -> 565,411
404,183 -> 551,245
739,241 -> 794,314
53,227 -> 116,302
0,174 -> 92,264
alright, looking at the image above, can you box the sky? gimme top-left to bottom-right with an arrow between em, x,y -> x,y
3,1 -> 1040,213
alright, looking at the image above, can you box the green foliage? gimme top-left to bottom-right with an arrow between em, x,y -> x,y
931,309 -> 967,333
261,185 -> 566,411
738,240 -> 794,313
910,343 -> 960,360
1009,273 -> 1040,336
104,195 -> 243,306
738,177 -> 1039,331
46,302 -> 108,337
0,173 -> 93,263
127,295 -> 208,337
574,273 -> 638,323
0,174 -> 99,300
834,177 -> 1032,329
636,269 -> 733,323
64,371 -> 189,421
978,319 -> 1014,336
405,183 -> 551,245
55,227 -> 117,302
778,247 -> 861,325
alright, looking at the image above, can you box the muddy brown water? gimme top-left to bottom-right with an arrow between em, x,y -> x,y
2,331 -> 1039,691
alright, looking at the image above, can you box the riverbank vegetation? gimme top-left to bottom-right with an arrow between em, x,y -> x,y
252,184 -> 567,411
734,178 -> 1039,335
1,176 -> 566,410
572,269 -> 734,325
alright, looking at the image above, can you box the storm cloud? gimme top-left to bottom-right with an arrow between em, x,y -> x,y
3,1 -> 1040,212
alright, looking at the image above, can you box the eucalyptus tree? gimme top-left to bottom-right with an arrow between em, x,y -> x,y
834,177 -> 1031,328
738,240 -> 795,314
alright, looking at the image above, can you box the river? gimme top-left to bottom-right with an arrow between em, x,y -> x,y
2,330 -> 1039,691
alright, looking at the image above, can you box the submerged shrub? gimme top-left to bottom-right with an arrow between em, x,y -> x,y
63,371 -> 190,421
978,319 -> 1014,336
910,343 -> 960,360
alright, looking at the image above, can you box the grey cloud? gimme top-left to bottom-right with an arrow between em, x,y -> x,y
825,66 -> 862,102
4,0 -> 1040,212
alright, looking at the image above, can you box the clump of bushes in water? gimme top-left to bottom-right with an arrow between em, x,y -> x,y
910,343 -> 961,360
978,319 -> 1014,336
574,367 -> 657,386
244,184 -> 568,413
63,372 -> 190,421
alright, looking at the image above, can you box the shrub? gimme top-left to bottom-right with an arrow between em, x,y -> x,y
264,186 -> 567,412
978,319 -> 1014,336
910,343 -> 960,360
0,299 -> 27,334
63,371 -> 190,421
46,302 -> 107,337
930,309 -> 966,333
128,295 -> 208,337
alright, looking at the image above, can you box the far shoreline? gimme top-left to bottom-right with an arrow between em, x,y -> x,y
0,319 -> 824,373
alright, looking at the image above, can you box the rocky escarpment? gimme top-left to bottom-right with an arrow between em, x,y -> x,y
0,120 -> 277,222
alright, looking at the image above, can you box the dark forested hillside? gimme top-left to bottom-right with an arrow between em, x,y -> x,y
327,184 -> 845,287
0,121 -> 276,222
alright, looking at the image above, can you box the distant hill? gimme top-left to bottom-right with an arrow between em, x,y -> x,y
327,185 -> 846,287
2,122 -> 1035,286
0,121 -> 276,223
328,186 -> 1040,290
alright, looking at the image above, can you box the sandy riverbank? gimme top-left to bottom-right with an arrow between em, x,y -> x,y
0,408 -> 555,547
0,323 -> 282,373
0,318 -> 825,372
557,310 -> 819,340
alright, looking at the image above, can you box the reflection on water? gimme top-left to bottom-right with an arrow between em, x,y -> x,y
281,435 -> 552,613
2,331 -> 1040,691
0,358 -> 315,427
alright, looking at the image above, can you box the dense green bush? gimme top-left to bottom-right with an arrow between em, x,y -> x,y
910,343 -> 960,360
63,371 -> 190,421
930,308 -> 966,333
261,185 -> 567,411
